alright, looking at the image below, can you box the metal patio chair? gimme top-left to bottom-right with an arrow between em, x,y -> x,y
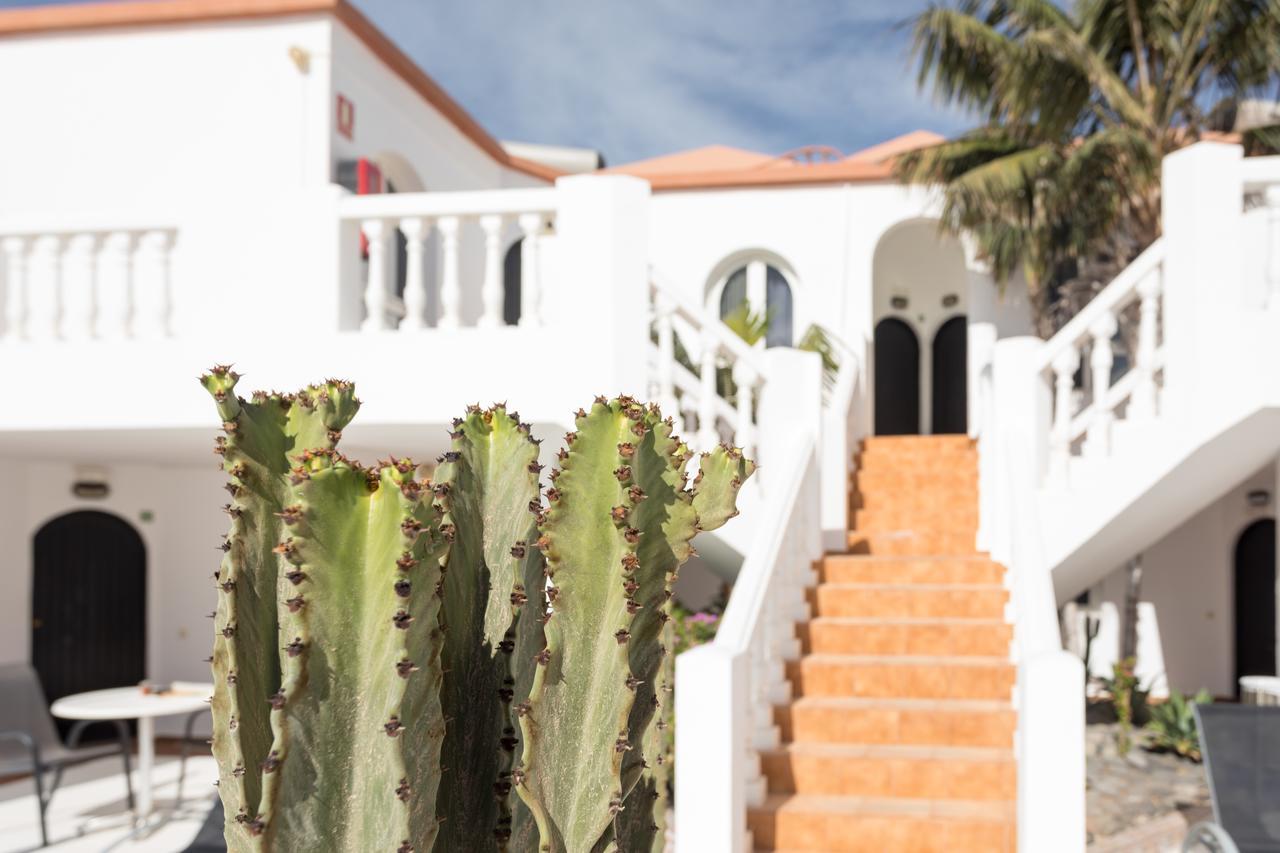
0,663 -> 135,847
1183,704 -> 1280,852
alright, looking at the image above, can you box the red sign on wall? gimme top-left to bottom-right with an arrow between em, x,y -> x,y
336,94 -> 355,140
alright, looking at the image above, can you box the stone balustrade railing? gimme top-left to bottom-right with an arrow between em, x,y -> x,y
1035,240 -> 1166,488
337,188 -> 558,332
0,224 -> 177,342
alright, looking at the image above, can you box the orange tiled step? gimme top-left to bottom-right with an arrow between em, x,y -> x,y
760,743 -> 1015,800
748,794 -> 1015,852
851,508 -> 979,532
808,584 -> 1008,620
800,617 -> 1012,657
819,555 -> 1004,585
777,696 -> 1015,748
861,434 -> 975,451
851,466 -> 977,496
846,529 -> 980,555
785,654 -> 1015,700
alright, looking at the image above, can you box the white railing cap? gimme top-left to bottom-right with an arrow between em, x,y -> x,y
1242,155 -> 1280,192
337,187 -> 560,220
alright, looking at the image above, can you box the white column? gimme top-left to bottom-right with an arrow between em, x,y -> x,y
2,236 -> 30,340
477,214 -> 505,327
1266,185 -> 1280,308
360,219 -> 392,332
27,235 -> 62,341
1085,313 -> 1117,458
1048,346 -> 1080,488
97,232 -> 134,340
133,230 -> 173,340
654,292 -> 680,418
517,213 -> 544,327
731,359 -> 758,464
136,715 -> 155,818
697,330 -> 720,451
1129,268 -> 1162,422
674,645 -> 746,853
61,233 -> 99,341
437,216 -> 462,329
399,217 -> 431,331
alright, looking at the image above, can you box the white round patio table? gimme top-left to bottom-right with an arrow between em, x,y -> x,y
50,682 -> 213,822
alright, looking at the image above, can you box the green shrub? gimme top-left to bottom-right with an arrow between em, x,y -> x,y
1146,688 -> 1212,762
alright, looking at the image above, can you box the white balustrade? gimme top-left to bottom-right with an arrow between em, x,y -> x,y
1084,313 -> 1116,458
0,226 -> 176,342
337,188 -> 558,332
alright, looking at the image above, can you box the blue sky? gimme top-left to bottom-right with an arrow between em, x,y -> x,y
2,0 -> 974,164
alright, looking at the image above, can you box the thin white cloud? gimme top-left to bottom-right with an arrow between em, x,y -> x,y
354,0 -> 972,163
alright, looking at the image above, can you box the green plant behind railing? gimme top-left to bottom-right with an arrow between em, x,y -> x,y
1104,657 -> 1139,755
1146,688 -> 1212,761
201,367 -> 753,853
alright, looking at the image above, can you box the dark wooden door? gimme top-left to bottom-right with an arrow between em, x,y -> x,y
874,317 -> 920,435
932,316 -> 968,435
1234,519 -> 1277,693
32,511 -> 146,736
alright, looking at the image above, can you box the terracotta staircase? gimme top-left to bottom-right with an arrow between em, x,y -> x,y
748,435 -> 1017,852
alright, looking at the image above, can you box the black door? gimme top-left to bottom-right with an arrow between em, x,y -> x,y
503,238 -> 523,326
1234,519 -> 1277,693
32,511 -> 146,736
932,316 -> 968,435
874,318 -> 920,435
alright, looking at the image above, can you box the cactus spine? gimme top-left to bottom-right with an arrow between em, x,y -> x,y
203,370 -> 751,853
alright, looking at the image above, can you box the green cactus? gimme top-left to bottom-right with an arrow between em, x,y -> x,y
203,371 -> 752,853
202,368 -> 447,851
431,405 -> 543,851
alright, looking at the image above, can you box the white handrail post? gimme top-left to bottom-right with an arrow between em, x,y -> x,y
399,217 -> 431,330
28,234 -> 62,341
436,215 -> 462,329
517,212 -> 543,327
2,236 -> 30,340
697,330 -> 719,451
674,645 -> 746,853
731,359 -> 758,464
360,218 -> 392,332
1048,347 -> 1079,489
1084,313 -> 1117,458
1266,184 -> 1280,308
62,233 -> 98,342
1129,268 -> 1161,422
477,213 -> 505,328
653,291 -> 680,417
98,231 -> 134,341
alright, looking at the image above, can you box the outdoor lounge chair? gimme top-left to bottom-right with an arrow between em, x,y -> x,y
0,663 -> 135,847
1183,704 -> 1280,852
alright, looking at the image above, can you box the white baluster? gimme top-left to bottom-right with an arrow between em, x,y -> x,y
61,233 -> 99,341
437,216 -> 462,329
1129,267 -> 1162,422
1266,185 -> 1280,308
133,230 -> 173,340
1085,312 -> 1117,458
653,292 -> 680,417
1048,346 -> 1081,488
731,359 -> 758,464
399,217 -> 431,331
679,391 -> 699,437
28,235 -> 62,341
697,331 -> 719,451
517,213 -> 543,327
2,236 -> 30,340
478,214 -> 505,328
360,219 -> 392,332
97,231 -> 134,340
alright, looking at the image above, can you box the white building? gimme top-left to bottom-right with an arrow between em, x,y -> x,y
1,2 -> 1278,851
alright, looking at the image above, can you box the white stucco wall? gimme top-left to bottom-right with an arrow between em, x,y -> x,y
1076,463 -> 1277,698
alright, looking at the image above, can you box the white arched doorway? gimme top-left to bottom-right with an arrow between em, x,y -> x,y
871,220 -> 969,435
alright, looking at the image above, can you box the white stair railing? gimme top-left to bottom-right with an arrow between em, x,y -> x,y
648,269 -> 769,460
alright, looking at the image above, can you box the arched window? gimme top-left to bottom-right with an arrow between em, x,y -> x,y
713,259 -> 794,347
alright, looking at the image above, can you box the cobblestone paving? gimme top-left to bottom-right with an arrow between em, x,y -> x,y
1086,720 -> 1212,848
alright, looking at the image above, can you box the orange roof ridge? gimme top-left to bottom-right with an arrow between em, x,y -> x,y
844,130 -> 946,164
0,0 -> 561,183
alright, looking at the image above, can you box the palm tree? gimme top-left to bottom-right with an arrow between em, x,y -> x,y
896,0 -> 1280,334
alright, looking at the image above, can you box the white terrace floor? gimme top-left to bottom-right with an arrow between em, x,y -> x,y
0,756 -> 218,853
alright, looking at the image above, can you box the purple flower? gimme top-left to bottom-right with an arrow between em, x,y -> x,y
687,612 -> 719,625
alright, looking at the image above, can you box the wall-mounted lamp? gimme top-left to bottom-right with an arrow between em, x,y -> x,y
1247,488 -> 1271,508
288,45 -> 311,74
942,293 -> 960,308
890,295 -> 909,310
72,465 -> 110,499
